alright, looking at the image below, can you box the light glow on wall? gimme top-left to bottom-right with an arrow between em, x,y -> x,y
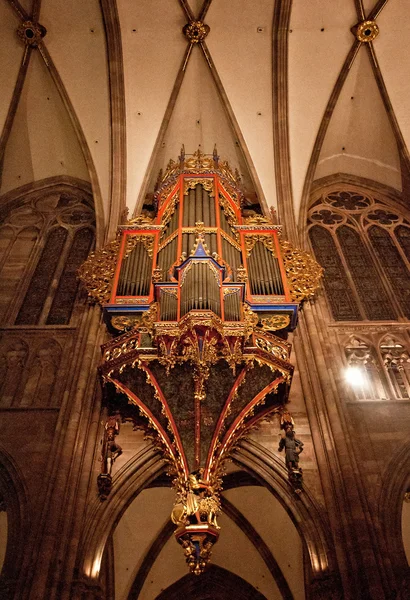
345,365 -> 367,387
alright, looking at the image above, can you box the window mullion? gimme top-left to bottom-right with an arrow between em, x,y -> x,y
5,226 -> 46,325
393,227 -> 410,274
362,224 -> 405,320
375,344 -> 395,399
332,226 -> 367,321
37,231 -> 72,325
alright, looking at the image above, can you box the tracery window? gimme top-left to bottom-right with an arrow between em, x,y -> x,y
0,188 -> 95,326
344,337 -> 386,400
308,190 -> 410,321
344,334 -> 410,400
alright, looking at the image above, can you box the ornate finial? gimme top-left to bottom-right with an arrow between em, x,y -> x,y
269,206 -> 278,225
120,207 -> 129,224
17,21 -> 46,47
154,168 -> 163,192
352,20 -> 379,42
213,144 -> 219,168
183,21 -> 210,44
179,144 -> 185,166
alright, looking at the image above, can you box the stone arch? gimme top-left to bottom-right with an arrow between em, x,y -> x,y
78,438 -> 337,596
77,445 -> 165,582
233,439 -> 338,580
0,445 -> 29,599
378,441 -> 410,596
156,564 -> 267,600
299,175 -> 407,248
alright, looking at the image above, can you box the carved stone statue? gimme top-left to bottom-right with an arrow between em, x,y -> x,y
278,425 -> 304,471
101,414 -> 123,476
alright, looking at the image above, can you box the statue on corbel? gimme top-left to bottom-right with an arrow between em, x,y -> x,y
97,413 -> 123,500
278,412 -> 304,493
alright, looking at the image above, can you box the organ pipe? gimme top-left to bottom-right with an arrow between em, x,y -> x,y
112,163 -> 292,328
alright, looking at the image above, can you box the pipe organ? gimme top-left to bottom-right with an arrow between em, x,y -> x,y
79,149 -> 322,575
106,154 -> 299,331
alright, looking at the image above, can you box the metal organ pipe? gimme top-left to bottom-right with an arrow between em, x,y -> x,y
183,192 -> 189,226
196,184 -> 203,224
210,193 -> 216,227
203,189 -> 210,226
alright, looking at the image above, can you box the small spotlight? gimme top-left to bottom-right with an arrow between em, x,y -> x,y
345,366 -> 366,387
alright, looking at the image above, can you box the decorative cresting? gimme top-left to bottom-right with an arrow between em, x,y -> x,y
79,150 -> 321,575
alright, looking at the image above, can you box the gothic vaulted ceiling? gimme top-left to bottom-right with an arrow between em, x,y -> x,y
0,0 -> 409,242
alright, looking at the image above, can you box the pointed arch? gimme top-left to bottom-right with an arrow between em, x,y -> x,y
232,439 -> 337,579
157,564 -> 268,600
378,441 -> 410,595
77,445 -> 165,582
0,445 -> 29,599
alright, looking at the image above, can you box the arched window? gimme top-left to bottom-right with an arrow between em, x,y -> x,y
308,190 -> 410,321
0,187 -> 95,326
380,336 -> 410,399
345,337 -> 385,400
343,334 -> 410,401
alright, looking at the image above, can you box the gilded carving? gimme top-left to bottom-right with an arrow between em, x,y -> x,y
161,193 -> 179,229
261,314 -> 290,331
243,214 -> 272,225
353,20 -> 379,43
280,238 -> 323,302
220,229 -> 242,251
242,303 -> 258,339
125,234 -> 155,258
111,316 -> 141,333
183,21 -> 210,44
244,234 -> 276,256
254,335 -> 289,361
183,178 -> 215,196
236,265 -> 248,282
158,229 -> 178,251
78,236 -> 121,304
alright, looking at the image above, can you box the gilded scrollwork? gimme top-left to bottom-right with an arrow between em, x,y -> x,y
183,178 -> 215,196
279,238 -> 323,302
244,233 -> 276,257
158,229 -> 178,251
242,303 -> 258,339
125,234 -> 155,258
78,236 -> 121,304
243,214 -> 273,226
260,314 -> 291,331
161,193 -> 179,228
141,303 -> 158,331
219,195 -> 239,233
220,229 -> 242,251
111,316 -> 141,333
254,334 -> 289,361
